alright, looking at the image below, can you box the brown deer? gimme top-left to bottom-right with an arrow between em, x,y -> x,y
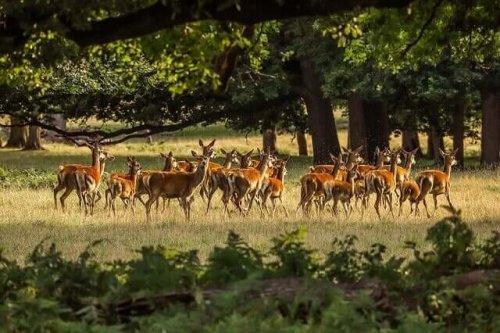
360,147 -> 390,209
143,151 -> 214,221
224,150 -> 274,215
415,148 -> 458,218
324,165 -> 360,217
365,149 -> 401,219
310,145 -> 363,179
53,140 -> 114,212
132,151 -> 179,208
296,153 -> 342,216
205,148 -> 239,212
260,156 -> 290,217
399,181 -> 421,216
106,157 -> 142,216
382,147 -> 419,195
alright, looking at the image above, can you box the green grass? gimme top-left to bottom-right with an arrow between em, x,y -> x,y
0,122 -> 499,263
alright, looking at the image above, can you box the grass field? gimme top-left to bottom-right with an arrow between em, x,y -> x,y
0,120 -> 499,263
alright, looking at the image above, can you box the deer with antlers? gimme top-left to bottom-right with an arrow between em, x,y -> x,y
143,150 -> 214,221
106,157 -> 142,216
415,148 -> 459,218
53,139 -> 114,213
259,156 -> 290,217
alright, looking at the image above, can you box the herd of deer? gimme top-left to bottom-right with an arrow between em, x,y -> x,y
52,138 -> 459,221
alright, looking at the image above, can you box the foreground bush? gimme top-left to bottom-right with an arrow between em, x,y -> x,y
0,212 -> 499,332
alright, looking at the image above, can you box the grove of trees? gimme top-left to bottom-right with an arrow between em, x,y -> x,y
1,0 -> 500,165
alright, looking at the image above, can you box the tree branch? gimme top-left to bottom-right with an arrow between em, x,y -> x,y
401,0 -> 445,57
1,0 -> 415,52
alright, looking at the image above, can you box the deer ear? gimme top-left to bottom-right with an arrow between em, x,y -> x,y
160,152 -> 166,158
438,148 -> 445,157
220,148 -> 227,155
375,146 -> 380,154
191,150 -> 198,158
354,145 -> 364,153
246,149 -> 254,156
330,153 -> 337,163
199,139 -> 204,147
412,147 -> 420,154
168,151 -> 173,157
341,146 -> 349,153
452,148 -> 459,156
284,155 -> 290,163
208,139 -> 216,148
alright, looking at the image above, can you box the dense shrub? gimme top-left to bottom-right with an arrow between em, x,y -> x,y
0,167 -> 55,189
0,213 -> 499,332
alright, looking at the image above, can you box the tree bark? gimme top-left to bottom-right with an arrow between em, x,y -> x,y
296,130 -> 308,156
402,129 -> 422,158
24,126 -> 44,150
363,100 -> 389,164
299,59 -> 340,164
430,127 -> 444,165
453,97 -> 466,167
347,94 -> 367,159
263,128 -> 277,153
426,130 -> 434,159
5,117 -> 28,148
480,90 -> 500,166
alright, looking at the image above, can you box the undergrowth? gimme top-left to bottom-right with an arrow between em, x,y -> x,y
0,211 -> 499,332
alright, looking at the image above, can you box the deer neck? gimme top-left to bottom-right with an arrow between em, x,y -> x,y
443,160 -> 452,180
277,167 -> 286,184
92,149 -> 102,183
130,171 -> 139,185
348,174 -> 356,194
193,162 -> 209,188
257,158 -> 270,180
163,159 -> 172,171
96,160 -> 105,185
345,155 -> 355,170
222,156 -> 232,168
404,155 -> 413,177
329,160 -> 341,178
390,158 -> 398,179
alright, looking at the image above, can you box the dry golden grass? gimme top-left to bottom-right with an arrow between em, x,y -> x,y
0,120 -> 496,263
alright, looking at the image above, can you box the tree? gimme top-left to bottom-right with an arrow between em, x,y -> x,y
24,126 -> 44,150
480,88 -> 500,166
5,117 -> 28,148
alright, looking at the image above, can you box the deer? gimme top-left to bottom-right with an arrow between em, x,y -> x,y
106,157 -> 142,217
132,151 -> 178,208
415,148 -> 459,218
296,153 -> 343,216
175,139 -> 217,171
382,147 -> 419,196
143,150 -> 214,221
259,156 -> 290,217
323,165 -> 360,217
364,148 -> 401,219
53,140 -> 114,213
398,181 -> 421,216
224,150 -> 274,215
360,147 -> 390,209
310,145 -> 363,179
205,148 -> 239,212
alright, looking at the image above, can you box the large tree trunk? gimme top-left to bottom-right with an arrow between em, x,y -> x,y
299,59 -> 340,164
24,126 -> 44,150
263,128 -> 277,153
363,100 -> 389,164
453,97 -> 466,167
5,117 -> 28,148
480,90 -> 500,166
402,129 -> 422,158
430,127 -> 444,165
296,130 -> 308,156
347,94 -> 367,159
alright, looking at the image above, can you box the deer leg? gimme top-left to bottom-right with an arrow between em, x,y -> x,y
422,197 -> 430,218
53,183 -> 64,210
343,201 -> 350,218
145,193 -> 160,222
206,183 -> 219,213
432,194 -> 439,215
445,187 -> 454,210
387,192 -> 394,218
374,192 -> 382,220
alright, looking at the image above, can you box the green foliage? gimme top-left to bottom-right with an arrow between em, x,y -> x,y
0,213 -> 500,331
0,167 -> 55,189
